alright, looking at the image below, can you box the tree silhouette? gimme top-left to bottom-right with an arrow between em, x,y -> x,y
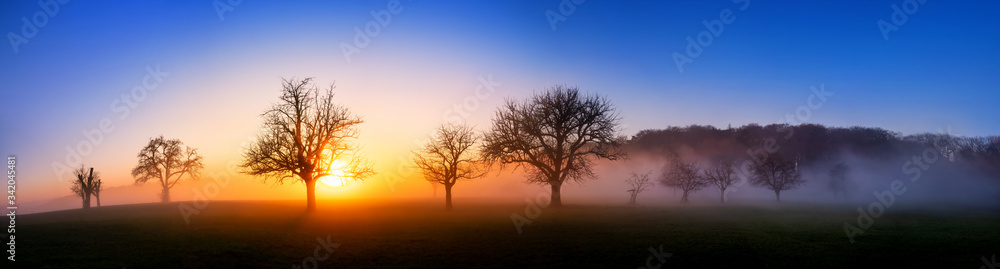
624,171 -> 653,205
659,161 -> 708,203
131,136 -> 204,203
413,123 -> 487,210
240,77 -> 375,212
704,159 -> 739,203
93,178 -> 102,207
627,123 -> 1000,203
749,154 -> 804,202
70,165 -> 100,209
482,85 -> 624,207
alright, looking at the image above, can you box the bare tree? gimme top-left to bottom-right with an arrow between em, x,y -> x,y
704,159 -> 739,203
624,171 -> 653,205
93,178 -> 102,207
131,136 -> 204,203
659,161 -> 708,203
241,77 -> 375,212
413,123 -> 487,210
70,165 -> 99,209
749,155 -> 805,202
826,162 -> 852,198
482,86 -> 624,207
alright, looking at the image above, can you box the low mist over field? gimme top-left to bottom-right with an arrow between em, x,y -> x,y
616,124 -> 1000,208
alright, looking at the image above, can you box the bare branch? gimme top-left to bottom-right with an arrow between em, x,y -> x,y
131,135 -> 204,203
239,77 -> 375,211
481,85 -> 624,206
659,160 -> 709,203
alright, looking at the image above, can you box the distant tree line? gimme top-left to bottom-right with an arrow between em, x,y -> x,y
626,124 -> 1000,203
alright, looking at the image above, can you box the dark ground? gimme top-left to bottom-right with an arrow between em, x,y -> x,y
5,199 -> 999,268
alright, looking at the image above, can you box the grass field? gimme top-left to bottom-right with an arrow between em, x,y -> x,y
7,199 -> 999,268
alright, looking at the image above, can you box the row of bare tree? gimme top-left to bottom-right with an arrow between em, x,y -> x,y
235,79 -> 625,211
73,77 -> 855,211
76,77 -> 805,211
650,154 -> 804,204
71,78 -> 376,211
626,123 -> 1000,205
411,85 -> 625,210
624,151 -> 866,204
70,135 -> 206,209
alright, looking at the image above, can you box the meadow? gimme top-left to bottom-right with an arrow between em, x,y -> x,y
10,199 -> 1000,268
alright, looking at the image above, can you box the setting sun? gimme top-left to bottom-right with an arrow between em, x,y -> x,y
320,159 -> 351,188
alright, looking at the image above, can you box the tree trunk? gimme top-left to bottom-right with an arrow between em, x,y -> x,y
306,179 -> 317,212
161,188 -> 171,203
95,192 -> 101,207
444,184 -> 453,211
681,190 -> 689,204
774,189 -> 781,202
82,195 -> 90,209
719,188 -> 726,204
549,181 -> 563,207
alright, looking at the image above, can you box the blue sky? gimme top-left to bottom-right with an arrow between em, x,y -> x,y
0,0 -> 998,201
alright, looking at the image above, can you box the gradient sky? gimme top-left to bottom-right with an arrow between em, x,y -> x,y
1,0 -> 998,203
